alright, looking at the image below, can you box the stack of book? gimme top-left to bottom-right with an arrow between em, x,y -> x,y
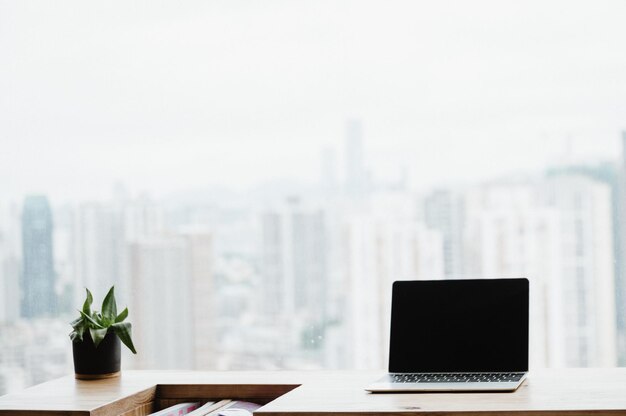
149,399 -> 261,416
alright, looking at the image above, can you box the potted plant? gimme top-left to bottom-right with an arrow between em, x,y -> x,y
69,286 -> 137,379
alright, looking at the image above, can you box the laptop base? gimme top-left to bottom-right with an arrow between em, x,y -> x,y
366,373 -> 527,393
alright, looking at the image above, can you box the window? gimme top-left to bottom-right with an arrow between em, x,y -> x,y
1,0 -> 625,394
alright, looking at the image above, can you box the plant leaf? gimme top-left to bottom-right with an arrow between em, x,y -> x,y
82,288 -> 93,316
77,324 -> 86,339
69,330 -> 83,342
115,307 -> 128,323
70,317 -> 83,328
101,286 -> 117,322
111,322 -> 137,354
79,310 -> 104,329
69,321 -> 86,342
89,327 -> 108,348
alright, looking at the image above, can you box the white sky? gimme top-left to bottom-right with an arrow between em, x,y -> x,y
1,0 -> 626,202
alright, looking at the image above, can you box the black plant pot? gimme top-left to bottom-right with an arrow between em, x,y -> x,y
72,330 -> 121,380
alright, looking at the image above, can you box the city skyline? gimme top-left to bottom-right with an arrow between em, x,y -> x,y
1,126 -> 625,397
2,0 -> 626,404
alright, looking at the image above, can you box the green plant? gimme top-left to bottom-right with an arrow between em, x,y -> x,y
69,286 -> 137,354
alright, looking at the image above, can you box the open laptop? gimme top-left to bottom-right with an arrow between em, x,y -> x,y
366,278 -> 529,392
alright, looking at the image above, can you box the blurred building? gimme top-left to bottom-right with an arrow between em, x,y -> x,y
320,147 -> 339,194
123,196 -> 165,242
542,175 -> 616,367
345,119 -> 368,196
128,236 -> 194,369
0,319 -> 71,395
127,230 -> 215,370
621,132 -> 626,365
341,213 -> 444,369
260,198 -> 329,323
0,202 -> 20,323
464,176 -> 617,368
423,190 -> 466,278
259,198 -> 330,365
464,183 -> 560,368
73,202 -> 126,301
20,195 -> 56,318
184,231 -> 216,369
544,136 -> 626,365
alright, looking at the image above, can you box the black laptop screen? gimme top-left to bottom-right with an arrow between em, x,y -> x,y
389,278 -> 529,373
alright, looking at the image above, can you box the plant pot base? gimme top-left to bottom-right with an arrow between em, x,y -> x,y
75,371 -> 120,380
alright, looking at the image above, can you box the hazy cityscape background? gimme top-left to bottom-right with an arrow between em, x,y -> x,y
2,0 -> 626,396
1,124 -> 625,394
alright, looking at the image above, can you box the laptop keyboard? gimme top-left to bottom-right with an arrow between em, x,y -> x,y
390,372 -> 525,383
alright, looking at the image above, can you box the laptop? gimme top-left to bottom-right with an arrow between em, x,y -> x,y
366,278 -> 529,392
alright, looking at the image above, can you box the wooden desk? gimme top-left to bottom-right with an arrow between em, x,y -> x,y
1,369 -> 625,416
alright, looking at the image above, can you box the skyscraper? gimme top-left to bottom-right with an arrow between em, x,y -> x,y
541,175 -> 617,367
0,202 -> 20,323
184,231 -> 216,369
74,202 -> 125,301
619,131 -> 626,365
260,198 -> 329,321
464,178 -> 617,367
545,135 -> 626,365
423,190 -> 466,278
345,119 -> 367,196
341,214 -> 444,369
258,197 -> 330,368
320,147 -> 338,193
20,196 -> 56,318
128,236 -> 193,369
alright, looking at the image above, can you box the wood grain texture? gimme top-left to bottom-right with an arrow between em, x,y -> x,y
0,369 -> 625,416
115,403 -> 154,416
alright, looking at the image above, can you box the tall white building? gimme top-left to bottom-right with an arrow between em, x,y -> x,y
72,197 -> 165,308
127,229 -> 215,370
259,198 -> 330,367
128,237 -> 194,369
260,198 -> 328,322
464,183 -> 560,368
345,119 -> 367,196
123,197 -> 165,242
0,202 -> 21,323
423,190 -> 466,278
464,176 -> 617,368
540,175 -> 616,367
341,213 -> 444,369
73,203 -> 125,298
184,231 -> 216,369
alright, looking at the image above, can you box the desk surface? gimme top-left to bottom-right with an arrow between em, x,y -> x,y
0,369 -> 625,416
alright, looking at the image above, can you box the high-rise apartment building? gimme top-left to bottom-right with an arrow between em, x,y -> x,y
341,214 -> 444,369
619,132 -> 626,365
544,135 -> 626,365
320,147 -> 338,193
123,197 -> 165,242
20,196 -> 56,318
464,177 -> 617,368
463,183 -> 560,368
260,198 -> 329,322
128,236 -> 194,369
259,198 -> 330,367
345,119 -> 367,196
0,203 -> 20,323
184,231 -> 216,369
423,190 -> 466,278
73,203 -> 126,301
542,175 -> 616,367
